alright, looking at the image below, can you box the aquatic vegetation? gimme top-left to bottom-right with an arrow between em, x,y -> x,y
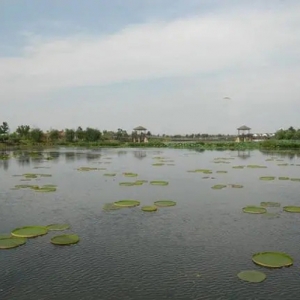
154,200 -> 176,207
237,270 -> 266,283
278,177 -> 289,180
103,173 -> 116,176
0,237 -> 27,249
103,203 -> 122,211
278,163 -> 289,166
259,176 -> 276,181
188,169 -> 212,173
290,178 -> 300,182
247,165 -> 267,168
252,252 -> 293,268
141,206 -> 158,212
150,181 -> 169,186
260,202 -> 281,207
51,234 -> 80,245
119,182 -> 136,186
123,172 -> 138,177
77,167 -> 99,171
22,173 -> 52,178
216,171 -> 228,173
11,226 -> 48,238
114,200 -> 140,207
152,163 -> 164,166
262,213 -> 280,219
228,184 -> 243,188
34,186 -> 57,192
283,206 -> 300,213
135,180 -> 148,184
211,184 -> 227,190
24,174 -> 38,179
232,166 -> 245,169
46,224 -> 70,231
242,206 -> 267,214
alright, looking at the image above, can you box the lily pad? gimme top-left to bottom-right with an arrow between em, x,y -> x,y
141,206 -> 158,212
77,167 -> 98,171
252,251 -> 293,268
46,224 -> 70,231
154,200 -> 176,207
260,202 -> 280,207
247,165 -> 267,169
278,177 -> 289,180
114,200 -> 140,207
237,270 -> 266,283
103,203 -> 122,211
278,163 -> 289,166
242,206 -> 266,214
123,172 -> 138,177
0,237 -> 27,249
229,184 -> 243,188
150,181 -> 169,186
211,184 -> 227,190
152,163 -> 164,166
51,234 -> 80,245
283,206 -> 300,213
11,226 -> 48,238
119,182 -> 135,186
259,176 -> 276,181
35,186 -> 57,192
216,171 -> 228,174
104,173 -> 116,177
232,166 -> 245,169
291,178 -> 300,182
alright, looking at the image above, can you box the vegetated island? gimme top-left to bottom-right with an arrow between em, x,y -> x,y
1,122 -> 300,152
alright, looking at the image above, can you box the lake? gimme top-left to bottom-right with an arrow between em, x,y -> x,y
1,148 -> 300,300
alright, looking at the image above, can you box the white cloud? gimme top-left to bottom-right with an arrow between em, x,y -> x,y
1,3 -> 300,133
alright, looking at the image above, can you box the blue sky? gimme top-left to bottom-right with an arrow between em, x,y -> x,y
1,0 -> 300,134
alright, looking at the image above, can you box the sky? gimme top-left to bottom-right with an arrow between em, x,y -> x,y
0,0 -> 299,135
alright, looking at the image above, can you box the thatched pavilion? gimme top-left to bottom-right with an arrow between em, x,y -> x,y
236,125 -> 253,142
132,126 -> 148,143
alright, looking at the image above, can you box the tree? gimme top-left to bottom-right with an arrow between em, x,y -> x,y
76,126 -> 85,141
30,128 -> 44,143
16,125 -> 30,138
0,122 -> 9,142
49,129 -> 60,142
65,129 -> 75,143
85,127 -> 101,142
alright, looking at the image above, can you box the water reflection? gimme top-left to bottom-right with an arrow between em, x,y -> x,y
237,150 -> 251,159
133,151 -> 147,159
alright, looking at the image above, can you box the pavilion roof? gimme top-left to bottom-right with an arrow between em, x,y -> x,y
133,126 -> 147,131
237,125 -> 251,130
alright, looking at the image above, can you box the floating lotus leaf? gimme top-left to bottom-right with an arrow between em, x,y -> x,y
42,184 -> 57,188
119,182 -> 135,186
278,177 -> 289,180
242,206 -> 266,214
11,226 -> 48,238
51,234 -> 80,245
194,169 -> 212,173
237,270 -> 266,283
135,180 -> 148,184
291,178 -> 300,182
141,206 -> 158,212
260,202 -> 280,207
0,234 -> 11,239
104,173 -> 116,176
232,166 -> 245,169
252,252 -> 293,268
23,173 -> 38,179
103,203 -> 122,211
211,184 -> 227,190
35,186 -> 56,192
202,176 -> 210,179
278,163 -> 289,166
154,200 -> 176,207
216,171 -> 228,173
262,213 -> 280,219
229,184 -> 243,188
123,172 -> 138,177
39,174 -> 52,177
46,224 -> 70,231
152,163 -> 164,166
247,165 -> 267,169
259,176 -> 276,181
150,181 -> 169,186
283,206 -> 300,213
20,179 -> 32,182
114,200 -> 140,207
134,181 -> 144,186
0,237 -> 27,249
77,167 -> 98,171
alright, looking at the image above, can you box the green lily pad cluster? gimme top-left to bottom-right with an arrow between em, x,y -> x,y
77,167 -> 101,171
247,165 -> 267,169
119,180 -> 148,186
0,224 -> 78,249
13,184 -> 57,192
187,169 -> 212,174
123,172 -> 138,177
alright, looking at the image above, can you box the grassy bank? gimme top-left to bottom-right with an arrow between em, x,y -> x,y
1,140 -> 300,152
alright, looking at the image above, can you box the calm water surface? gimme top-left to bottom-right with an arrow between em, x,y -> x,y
1,148 -> 300,300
